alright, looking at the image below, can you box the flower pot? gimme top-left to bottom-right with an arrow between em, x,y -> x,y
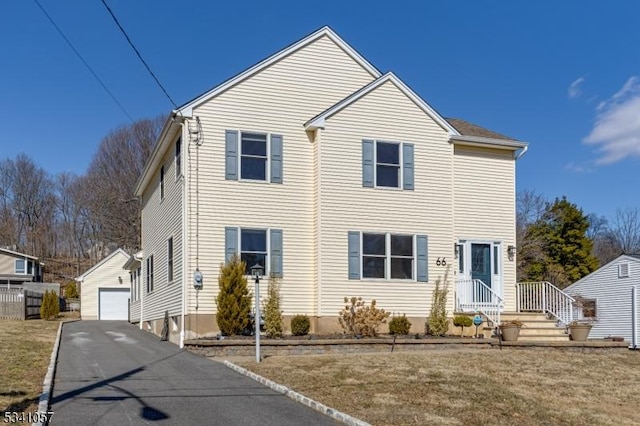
499,325 -> 520,341
569,324 -> 592,341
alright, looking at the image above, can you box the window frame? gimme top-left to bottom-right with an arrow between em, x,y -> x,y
15,259 -> 25,274
361,232 -> 415,280
146,255 -> 154,293
239,228 -> 269,275
175,137 -> 182,179
167,237 -> 174,283
239,131 -> 270,182
374,140 -> 402,189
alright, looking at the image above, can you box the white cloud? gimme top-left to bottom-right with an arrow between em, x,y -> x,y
584,76 -> 640,164
564,161 -> 593,174
568,76 -> 587,99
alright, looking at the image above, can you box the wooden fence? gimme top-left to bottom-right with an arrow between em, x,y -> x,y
0,288 -> 44,320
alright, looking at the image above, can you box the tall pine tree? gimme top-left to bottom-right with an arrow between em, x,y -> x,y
216,255 -> 252,335
521,197 -> 599,287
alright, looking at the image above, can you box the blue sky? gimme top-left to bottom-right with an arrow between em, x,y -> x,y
2,1 -> 639,220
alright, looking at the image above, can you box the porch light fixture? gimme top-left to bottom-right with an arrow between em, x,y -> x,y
507,245 -> 516,260
250,263 -> 264,363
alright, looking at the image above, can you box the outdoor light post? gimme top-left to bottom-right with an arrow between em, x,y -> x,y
250,263 -> 264,363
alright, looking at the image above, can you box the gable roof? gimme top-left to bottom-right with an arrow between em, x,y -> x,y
0,247 -> 39,261
75,248 -> 129,281
136,26 -> 381,196
177,26 -> 381,117
304,72 -> 459,135
446,118 -> 514,140
564,253 -> 640,292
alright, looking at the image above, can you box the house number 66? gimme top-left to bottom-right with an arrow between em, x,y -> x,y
436,257 -> 447,266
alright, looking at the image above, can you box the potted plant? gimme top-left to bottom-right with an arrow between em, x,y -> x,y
568,320 -> 593,341
499,319 -> 523,341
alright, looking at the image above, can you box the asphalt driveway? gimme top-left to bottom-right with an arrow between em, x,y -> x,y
50,321 -> 338,425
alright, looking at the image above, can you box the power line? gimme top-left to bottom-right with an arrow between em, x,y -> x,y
33,0 -> 135,123
100,0 -> 179,109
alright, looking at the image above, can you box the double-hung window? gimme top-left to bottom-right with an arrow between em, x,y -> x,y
146,255 -> 154,293
175,137 -> 182,178
15,259 -> 25,274
160,166 -> 165,200
225,130 -> 283,183
349,231 -> 427,282
362,233 -> 414,279
362,140 -> 414,189
225,227 -> 283,277
240,133 -> 268,181
167,237 -> 174,283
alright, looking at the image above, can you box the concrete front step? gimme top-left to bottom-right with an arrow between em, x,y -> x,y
500,311 -> 569,342
518,334 -> 570,342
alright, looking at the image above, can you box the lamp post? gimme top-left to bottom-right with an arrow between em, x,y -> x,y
250,263 -> 264,363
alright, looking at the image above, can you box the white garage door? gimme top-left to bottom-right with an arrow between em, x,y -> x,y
99,289 -> 130,320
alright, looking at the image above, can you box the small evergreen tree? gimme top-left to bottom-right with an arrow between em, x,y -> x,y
216,255 -> 252,335
427,270 -> 449,336
263,272 -> 283,338
64,281 -> 79,299
40,290 -> 59,320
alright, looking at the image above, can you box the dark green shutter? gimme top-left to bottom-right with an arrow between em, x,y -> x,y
403,143 -> 414,190
225,130 -> 238,180
348,231 -> 361,279
270,135 -> 283,184
362,140 -> 374,187
225,227 -> 238,262
270,229 -> 283,277
417,235 -> 428,282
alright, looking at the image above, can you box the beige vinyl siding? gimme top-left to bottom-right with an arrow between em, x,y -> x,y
317,79 -> 454,317
453,145 -> 517,309
79,251 -> 130,320
0,253 -> 15,275
184,35 -> 376,316
140,130 -> 184,322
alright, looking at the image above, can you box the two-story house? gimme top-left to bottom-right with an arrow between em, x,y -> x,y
130,27 -> 528,345
0,247 -> 43,286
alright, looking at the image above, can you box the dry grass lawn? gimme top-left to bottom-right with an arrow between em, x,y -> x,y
0,319 -> 60,414
236,349 -> 640,425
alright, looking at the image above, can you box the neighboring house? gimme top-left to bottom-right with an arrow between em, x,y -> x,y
76,248 -> 131,320
564,254 -> 640,341
0,247 -> 43,286
130,26 -> 528,345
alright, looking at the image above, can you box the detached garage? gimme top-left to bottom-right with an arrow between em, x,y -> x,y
76,249 -> 131,320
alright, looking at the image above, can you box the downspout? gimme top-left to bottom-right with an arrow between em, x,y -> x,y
180,119 -> 188,348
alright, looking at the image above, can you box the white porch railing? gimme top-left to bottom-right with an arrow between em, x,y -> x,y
455,279 -> 502,327
516,281 -> 576,326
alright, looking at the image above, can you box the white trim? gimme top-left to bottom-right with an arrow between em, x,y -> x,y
360,231 -> 416,281
238,130 -> 271,183
457,239 -> 503,299
75,248 -> 129,281
450,135 -> 529,151
373,139 -> 403,189
179,26 -> 380,117
180,120 -> 188,347
0,247 -> 39,261
305,72 -> 459,135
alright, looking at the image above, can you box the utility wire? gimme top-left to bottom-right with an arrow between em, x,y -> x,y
33,0 -> 135,123
100,0 -> 179,109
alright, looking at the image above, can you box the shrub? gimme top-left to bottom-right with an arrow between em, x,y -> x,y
453,315 -> 473,335
215,255 -> 252,336
389,314 -> 412,335
64,281 -> 79,299
290,314 -> 310,336
427,270 -> 450,336
263,273 -> 283,338
40,290 -> 59,320
338,296 -> 390,337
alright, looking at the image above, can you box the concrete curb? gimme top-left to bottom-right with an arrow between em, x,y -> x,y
33,320 -> 67,426
223,360 -> 370,426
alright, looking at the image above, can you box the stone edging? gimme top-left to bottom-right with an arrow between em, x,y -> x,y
33,321 -> 64,426
223,360 -> 371,426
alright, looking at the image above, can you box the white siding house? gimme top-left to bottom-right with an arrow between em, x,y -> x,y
76,249 -> 131,320
564,254 -> 640,342
132,26 -> 528,344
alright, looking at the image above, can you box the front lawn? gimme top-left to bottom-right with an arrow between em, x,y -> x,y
236,349 -> 640,425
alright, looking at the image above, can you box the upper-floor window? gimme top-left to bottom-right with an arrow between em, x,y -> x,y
225,130 -> 283,183
15,259 -> 25,274
362,140 -> 414,190
160,166 -> 165,200
167,237 -> 174,282
146,255 -> 154,293
175,137 -> 182,178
